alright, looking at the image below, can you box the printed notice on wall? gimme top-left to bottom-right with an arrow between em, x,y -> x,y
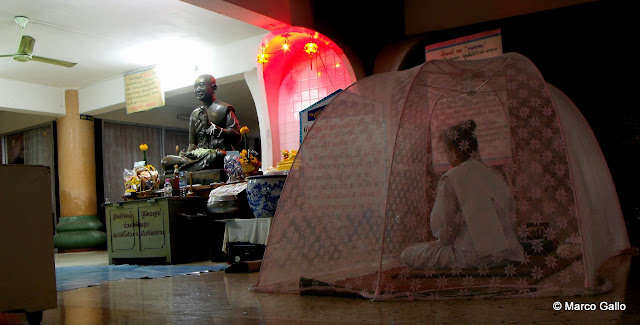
430,93 -> 513,172
300,89 -> 342,144
425,29 -> 503,62
125,67 -> 165,114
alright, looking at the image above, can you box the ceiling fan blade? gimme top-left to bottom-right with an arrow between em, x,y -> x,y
31,55 -> 77,68
18,35 -> 35,55
0,54 -> 15,57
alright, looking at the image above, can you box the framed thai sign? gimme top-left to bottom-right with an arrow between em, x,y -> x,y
299,89 -> 342,144
425,29 -> 503,62
124,67 -> 165,114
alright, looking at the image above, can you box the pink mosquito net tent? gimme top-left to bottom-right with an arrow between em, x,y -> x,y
253,53 -> 630,300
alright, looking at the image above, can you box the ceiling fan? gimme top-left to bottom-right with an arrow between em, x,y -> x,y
0,16 -> 77,68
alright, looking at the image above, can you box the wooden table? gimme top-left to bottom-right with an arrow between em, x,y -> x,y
104,196 -> 213,264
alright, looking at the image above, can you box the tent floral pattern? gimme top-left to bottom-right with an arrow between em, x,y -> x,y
254,53 -> 629,300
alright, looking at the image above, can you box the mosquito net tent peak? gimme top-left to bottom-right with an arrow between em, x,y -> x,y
253,52 -> 630,300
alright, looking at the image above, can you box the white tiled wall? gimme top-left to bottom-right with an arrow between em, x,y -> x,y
278,49 -> 350,152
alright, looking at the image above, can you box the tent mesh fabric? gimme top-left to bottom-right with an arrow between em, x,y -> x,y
253,53 -> 629,300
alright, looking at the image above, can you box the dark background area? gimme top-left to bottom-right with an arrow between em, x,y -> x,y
315,0 -> 639,245
313,0 -> 407,76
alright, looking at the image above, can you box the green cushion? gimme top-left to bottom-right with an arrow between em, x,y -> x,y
54,230 -> 107,249
56,215 -> 105,232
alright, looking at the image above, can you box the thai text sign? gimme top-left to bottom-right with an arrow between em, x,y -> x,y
300,89 -> 342,144
425,29 -> 502,62
430,92 -> 513,172
125,67 -> 165,114
138,206 -> 166,249
109,209 -> 137,250
210,182 -> 247,196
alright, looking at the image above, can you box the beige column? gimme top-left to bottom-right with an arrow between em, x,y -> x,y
56,89 -> 97,217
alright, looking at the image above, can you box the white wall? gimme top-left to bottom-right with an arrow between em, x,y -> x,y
245,69 -> 272,169
78,76 -> 126,115
79,33 -> 267,116
0,78 -> 65,116
207,34 -> 267,86
0,78 -> 65,135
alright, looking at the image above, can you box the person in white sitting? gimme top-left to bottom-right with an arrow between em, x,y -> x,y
400,120 -> 524,269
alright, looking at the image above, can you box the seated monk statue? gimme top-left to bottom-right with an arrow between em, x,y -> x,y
161,74 -> 242,174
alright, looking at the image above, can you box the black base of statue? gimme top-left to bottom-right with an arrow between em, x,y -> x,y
159,169 -> 227,186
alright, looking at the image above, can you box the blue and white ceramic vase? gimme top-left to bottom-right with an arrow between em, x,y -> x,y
246,175 -> 287,218
224,154 -> 244,181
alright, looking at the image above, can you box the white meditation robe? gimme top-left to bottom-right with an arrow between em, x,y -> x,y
401,159 -> 524,269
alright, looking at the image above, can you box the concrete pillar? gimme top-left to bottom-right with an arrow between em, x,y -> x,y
57,90 -> 97,216
54,89 -> 106,250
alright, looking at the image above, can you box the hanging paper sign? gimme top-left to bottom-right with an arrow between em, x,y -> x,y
425,29 -> 503,62
124,67 -> 165,114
